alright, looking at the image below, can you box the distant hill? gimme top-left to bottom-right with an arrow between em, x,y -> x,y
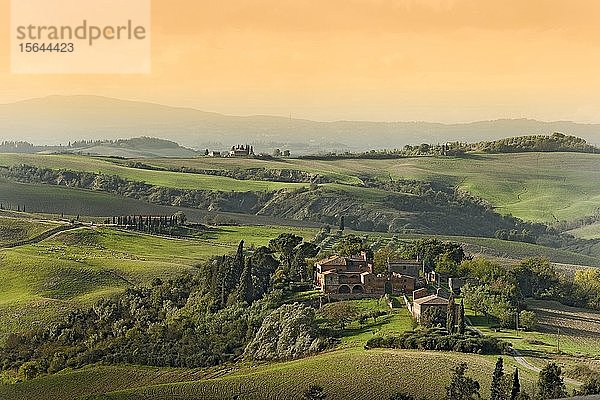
65,137 -> 199,158
0,137 -> 199,158
1,95 -> 600,153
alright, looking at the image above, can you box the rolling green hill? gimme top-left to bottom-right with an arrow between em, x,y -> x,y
0,216 -> 63,246
65,137 -> 200,158
0,216 -> 592,400
0,154 -> 304,192
0,225 -> 316,341
1,152 -> 599,226
0,178 -> 322,228
567,222 -> 600,240
1,217 -> 597,346
139,152 -> 600,225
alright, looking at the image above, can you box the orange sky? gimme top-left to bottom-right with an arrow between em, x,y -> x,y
2,0 -> 600,122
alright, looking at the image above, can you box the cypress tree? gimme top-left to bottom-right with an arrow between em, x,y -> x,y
446,293 -> 456,334
510,368 -> 521,400
537,362 -> 567,400
221,241 -> 245,307
446,362 -> 480,400
458,299 -> 466,335
491,357 -> 505,400
233,240 -> 245,283
214,256 -> 226,308
237,258 -> 254,304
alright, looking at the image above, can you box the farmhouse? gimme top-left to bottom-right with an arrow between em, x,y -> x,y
228,144 -> 254,157
316,252 -> 373,295
315,252 -> 416,296
411,291 -> 449,322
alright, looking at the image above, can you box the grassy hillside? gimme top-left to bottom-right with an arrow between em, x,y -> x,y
66,137 -> 200,158
0,216 -> 63,246
0,225 -> 316,340
99,349 -> 537,400
0,221 -> 587,400
0,349 -> 538,400
2,216 -> 598,347
567,222 -> 600,240
0,154 -> 305,192
0,178 -> 323,228
3,152 -> 600,225
141,152 -> 600,224
0,364 -> 220,400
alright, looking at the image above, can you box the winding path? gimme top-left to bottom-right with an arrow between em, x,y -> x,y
511,348 -> 581,386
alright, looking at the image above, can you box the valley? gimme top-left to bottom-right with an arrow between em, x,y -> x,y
0,146 -> 599,400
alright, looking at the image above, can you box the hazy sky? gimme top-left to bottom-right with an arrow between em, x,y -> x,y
2,0 -> 600,122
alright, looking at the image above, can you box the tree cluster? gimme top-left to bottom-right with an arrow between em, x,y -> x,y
398,238 -> 467,273
461,256 -> 600,329
474,133 -> 598,154
109,213 -> 187,235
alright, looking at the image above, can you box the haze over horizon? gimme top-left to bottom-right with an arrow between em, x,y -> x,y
2,1 -> 600,124
2,94 -> 600,126
0,94 -> 600,125
1,95 -> 600,150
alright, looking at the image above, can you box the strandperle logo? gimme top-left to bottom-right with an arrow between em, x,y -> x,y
11,0 -> 151,74
15,20 -> 147,46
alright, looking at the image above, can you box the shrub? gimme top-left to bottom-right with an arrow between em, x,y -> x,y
244,303 -> 326,361
519,311 -> 537,331
366,330 -> 510,355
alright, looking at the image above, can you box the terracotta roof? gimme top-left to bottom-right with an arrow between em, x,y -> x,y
413,294 -> 449,306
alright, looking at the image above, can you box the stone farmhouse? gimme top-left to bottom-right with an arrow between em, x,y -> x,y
315,252 -> 417,296
410,288 -> 450,322
228,144 -> 254,157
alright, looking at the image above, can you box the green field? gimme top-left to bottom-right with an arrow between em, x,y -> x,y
0,154 -> 305,192
467,299 -> 600,358
0,178 -> 323,228
2,152 -> 600,224
0,349 -> 538,400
